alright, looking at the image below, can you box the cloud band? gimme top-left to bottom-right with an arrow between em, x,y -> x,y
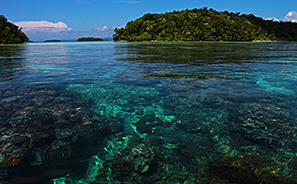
14,21 -> 72,32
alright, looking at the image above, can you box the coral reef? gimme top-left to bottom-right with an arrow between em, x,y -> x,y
229,103 -> 297,148
109,143 -> 154,181
0,86 -> 120,183
208,154 -> 297,184
131,143 -> 154,173
3,41 -> 297,184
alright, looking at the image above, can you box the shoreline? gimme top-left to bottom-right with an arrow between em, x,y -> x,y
118,40 -> 283,43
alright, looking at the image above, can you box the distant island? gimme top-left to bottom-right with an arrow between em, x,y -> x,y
77,37 -> 104,41
0,15 -> 29,44
44,39 -> 62,42
113,7 -> 297,42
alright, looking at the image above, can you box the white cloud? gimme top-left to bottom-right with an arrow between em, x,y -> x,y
13,21 -> 121,41
97,25 -> 108,31
266,17 -> 280,22
284,10 -> 297,22
14,21 -> 72,32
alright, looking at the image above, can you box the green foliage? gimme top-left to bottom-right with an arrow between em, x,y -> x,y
0,15 -> 29,44
44,39 -> 62,42
242,14 -> 297,41
113,8 -> 297,41
77,37 -> 104,41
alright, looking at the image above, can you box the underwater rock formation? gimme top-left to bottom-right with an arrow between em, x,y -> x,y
176,133 -> 212,158
135,115 -> 166,133
0,86 -> 120,183
110,143 -> 154,180
160,131 -> 212,158
131,143 -> 154,173
229,103 -> 297,148
208,154 -> 297,184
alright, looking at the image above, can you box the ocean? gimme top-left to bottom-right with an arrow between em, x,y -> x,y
1,41 -> 297,183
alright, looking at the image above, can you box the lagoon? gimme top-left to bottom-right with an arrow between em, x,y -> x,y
1,41 -> 297,183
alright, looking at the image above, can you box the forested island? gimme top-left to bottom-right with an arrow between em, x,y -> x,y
113,7 -> 297,41
44,39 -> 62,42
77,37 -> 104,41
0,15 -> 29,44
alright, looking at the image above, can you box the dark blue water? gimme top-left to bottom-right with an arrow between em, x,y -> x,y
1,42 -> 297,183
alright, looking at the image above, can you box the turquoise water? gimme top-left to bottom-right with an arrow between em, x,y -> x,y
1,41 -> 297,183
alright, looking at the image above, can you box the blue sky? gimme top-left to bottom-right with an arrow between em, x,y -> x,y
1,0 -> 296,41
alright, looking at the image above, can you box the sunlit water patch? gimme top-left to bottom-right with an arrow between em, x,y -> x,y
1,42 -> 297,183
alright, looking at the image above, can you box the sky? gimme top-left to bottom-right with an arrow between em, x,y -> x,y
1,0 -> 297,41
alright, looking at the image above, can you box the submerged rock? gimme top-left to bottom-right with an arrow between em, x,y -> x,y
110,143 -> 154,181
135,115 -> 165,133
229,103 -> 297,148
0,86 -> 119,183
172,132 -> 212,158
208,154 -> 297,184
131,143 -> 154,173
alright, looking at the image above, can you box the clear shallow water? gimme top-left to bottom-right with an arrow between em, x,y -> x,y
1,41 -> 297,183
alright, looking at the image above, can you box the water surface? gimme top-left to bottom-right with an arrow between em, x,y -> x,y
1,41 -> 297,183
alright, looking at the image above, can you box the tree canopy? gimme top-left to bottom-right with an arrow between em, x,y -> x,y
113,7 -> 297,41
44,39 -> 62,42
77,37 -> 104,41
0,15 -> 29,44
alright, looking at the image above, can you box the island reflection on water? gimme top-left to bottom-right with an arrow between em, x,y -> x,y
0,45 -> 28,81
